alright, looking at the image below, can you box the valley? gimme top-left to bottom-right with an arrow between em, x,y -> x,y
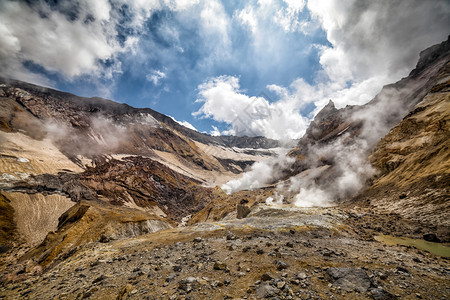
0,37 -> 449,299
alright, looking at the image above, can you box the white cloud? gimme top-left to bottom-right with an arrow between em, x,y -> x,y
210,125 -> 221,136
146,70 -> 166,85
0,1 -> 127,83
275,0 -> 310,33
0,0 -> 202,85
235,0 -> 313,36
194,75 -> 310,140
306,0 -> 450,103
198,0 -> 232,65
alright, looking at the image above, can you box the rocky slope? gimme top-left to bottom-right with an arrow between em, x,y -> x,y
283,37 -> 450,214
1,204 -> 449,299
0,76 -> 283,256
0,78 -> 280,183
353,64 -> 450,226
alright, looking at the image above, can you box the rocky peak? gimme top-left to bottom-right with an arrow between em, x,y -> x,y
410,35 -> 450,77
314,99 -> 337,123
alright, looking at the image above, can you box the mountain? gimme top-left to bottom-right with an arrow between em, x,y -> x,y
0,38 -> 449,299
0,77 -> 283,238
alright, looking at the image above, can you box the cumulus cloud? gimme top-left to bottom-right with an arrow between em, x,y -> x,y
196,0 -> 449,140
309,0 -> 450,83
0,1 -> 122,84
0,0 -> 201,86
194,75 -> 309,140
199,0 -> 231,56
304,0 -> 450,112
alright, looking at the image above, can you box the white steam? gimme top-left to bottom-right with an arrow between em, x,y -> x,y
221,148 -> 294,194
293,187 -> 331,208
285,138 -> 376,207
44,115 -> 128,156
222,76 -> 436,207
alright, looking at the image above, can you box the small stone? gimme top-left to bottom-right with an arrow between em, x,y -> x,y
396,266 -> 409,274
255,284 -> 277,298
256,249 -> 265,255
290,279 -> 300,285
327,268 -> 371,293
237,204 -> 251,219
211,280 -> 223,288
274,260 -> 289,270
370,287 -> 396,300
92,275 -> 107,284
166,274 -> 176,282
178,277 -> 198,293
226,233 -> 237,240
173,265 -> 182,272
213,261 -> 227,271
277,281 -> 286,289
297,272 -> 307,280
423,233 -> 440,243
286,242 -> 294,248
237,262 -> 244,271
261,273 -> 273,281
99,234 -> 110,243
193,237 -> 203,243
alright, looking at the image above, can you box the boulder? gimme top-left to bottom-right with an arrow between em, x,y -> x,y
327,268 -> 371,293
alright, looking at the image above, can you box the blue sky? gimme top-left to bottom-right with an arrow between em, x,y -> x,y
1,0 -> 449,139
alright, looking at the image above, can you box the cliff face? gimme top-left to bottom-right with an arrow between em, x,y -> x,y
354,62 -> 450,226
284,37 -> 450,224
297,37 -> 450,153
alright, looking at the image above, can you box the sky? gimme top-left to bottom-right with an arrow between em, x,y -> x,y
1,0 -> 449,140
